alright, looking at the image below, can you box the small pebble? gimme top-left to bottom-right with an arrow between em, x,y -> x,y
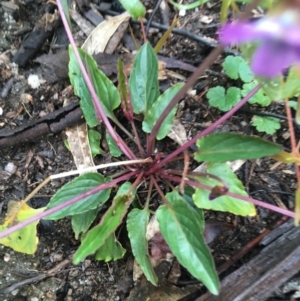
28,74 -> 40,89
11,289 -> 19,296
4,162 -> 17,174
3,253 -> 10,262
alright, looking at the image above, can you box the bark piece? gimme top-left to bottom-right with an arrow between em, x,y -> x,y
13,12 -> 59,67
197,220 -> 300,301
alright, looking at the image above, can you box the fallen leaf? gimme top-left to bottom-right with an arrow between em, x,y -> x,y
0,201 -> 45,254
149,232 -> 171,260
167,118 -> 188,145
82,12 -> 131,55
65,122 -> 95,172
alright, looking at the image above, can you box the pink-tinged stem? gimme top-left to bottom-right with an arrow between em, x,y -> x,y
148,85 -> 261,174
0,171 -> 138,239
160,173 -> 295,218
56,0 -> 135,160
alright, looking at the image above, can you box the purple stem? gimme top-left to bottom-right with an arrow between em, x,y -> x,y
0,171 -> 138,239
161,173 -> 295,218
56,0 -> 135,160
148,85 -> 261,174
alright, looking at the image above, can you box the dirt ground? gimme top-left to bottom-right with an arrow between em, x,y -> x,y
0,0 -> 299,300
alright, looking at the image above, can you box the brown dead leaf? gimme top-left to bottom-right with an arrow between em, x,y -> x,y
167,119 -> 188,145
65,123 -> 95,172
149,232 -> 171,260
82,12 -> 131,55
105,18 -> 130,54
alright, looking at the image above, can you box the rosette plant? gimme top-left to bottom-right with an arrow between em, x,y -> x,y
0,0 -> 298,296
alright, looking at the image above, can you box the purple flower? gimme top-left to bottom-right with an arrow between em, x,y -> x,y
219,10 -> 300,77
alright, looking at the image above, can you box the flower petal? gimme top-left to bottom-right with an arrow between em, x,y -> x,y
219,22 -> 261,45
284,27 -> 300,47
251,41 -> 300,77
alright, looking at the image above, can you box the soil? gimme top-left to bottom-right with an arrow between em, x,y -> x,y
0,1 -> 299,301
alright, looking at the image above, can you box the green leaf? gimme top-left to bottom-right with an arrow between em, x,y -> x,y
193,163 -> 256,216
222,56 -> 254,82
69,47 -> 98,127
235,0 -> 277,7
257,76 -> 283,101
289,100 -> 297,111
127,209 -> 158,285
0,202 -> 44,255
95,233 -> 126,262
142,83 -> 184,139
157,191 -> 219,295
69,46 -> 121,126
91,64 -> 121,119
73,194 -> 131,264
90,182 -> 135,262
222,56 -> 239,80
253,66 -> 300,100
283,66 -> 300,98
61,0 -> 72,30
241,82 -> 272,106
251,115 -> 281,135
168,0 -> 209,10
72,208 -> 99,240
195,133 -> 282,162
129,42 -> 159,114
118,58 -> 132,121
118,0 -> 146,19
176,190 -> 205,233
45,173 -> 111,220
88,129 -> 101,157
206,86 -> 241,112
106,131 -> 122,157
117,182 -> 136,196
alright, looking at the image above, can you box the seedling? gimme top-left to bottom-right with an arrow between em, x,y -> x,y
1,0 -> 299,296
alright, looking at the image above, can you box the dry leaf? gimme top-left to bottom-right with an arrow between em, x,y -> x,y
65,123 -> 95,172
167,119 -> 188,145
82,12 -> 131,55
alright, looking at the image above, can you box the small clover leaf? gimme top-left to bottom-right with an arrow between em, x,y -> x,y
222,56 -> 254,83
242,82 -> 272,106
207,86 -> 241,112
251,115 -> 281,135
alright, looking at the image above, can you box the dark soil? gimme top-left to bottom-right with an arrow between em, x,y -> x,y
0,1 -> 299,300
